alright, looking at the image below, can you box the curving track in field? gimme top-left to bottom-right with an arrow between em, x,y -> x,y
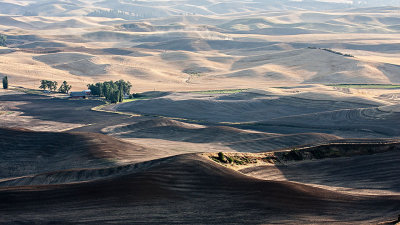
250,105 -> 400,138
104,118 -> 341,152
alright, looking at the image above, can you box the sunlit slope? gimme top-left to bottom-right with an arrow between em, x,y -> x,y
1,7 -> 400,91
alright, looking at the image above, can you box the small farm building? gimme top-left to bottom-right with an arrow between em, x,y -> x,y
70,91 -> 89,99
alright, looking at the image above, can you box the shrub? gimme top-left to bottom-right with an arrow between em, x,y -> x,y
130,93 -> 143,98
286,149 -> 303,161
218,152 -> 225,163
2,76 -> 8,89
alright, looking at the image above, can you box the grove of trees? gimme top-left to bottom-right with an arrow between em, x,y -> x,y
39,80 -> 58,91
87,80 -> 132,103
2,76 -> 8,89
39,80 -> 73,94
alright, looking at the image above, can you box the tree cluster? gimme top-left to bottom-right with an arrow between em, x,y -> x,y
39,80 -> 73,93
39,80 -> 58,91
308,47 -> 354,57
2,76 -> 8,89
321,48 -> 354,57
0,35 -> 6,47
87,80 -> 132,103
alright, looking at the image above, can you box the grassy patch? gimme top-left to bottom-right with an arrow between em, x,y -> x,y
0,111 -> 14,115
328,84 -> 400,89
91,103 -> 141,117
210,152 -> 257,166
122,97 -> 149,103
12,87 -> 45,95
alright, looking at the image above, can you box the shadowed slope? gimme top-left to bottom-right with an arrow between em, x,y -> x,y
242,150 -> 400,195
0,127 -> 151,179
1,154 -> 400,224
115,91 -> 379,123
238,139 -> 400,196
0,129 -> 399,224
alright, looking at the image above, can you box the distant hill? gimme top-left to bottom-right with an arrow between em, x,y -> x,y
0,0 -> 399,17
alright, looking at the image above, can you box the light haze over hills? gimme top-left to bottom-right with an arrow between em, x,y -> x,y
1,1 -> 400,224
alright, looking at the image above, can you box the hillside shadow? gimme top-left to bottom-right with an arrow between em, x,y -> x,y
275,150 -> 400,193
0,94 -> 129,127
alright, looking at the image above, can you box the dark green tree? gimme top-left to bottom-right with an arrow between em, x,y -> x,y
118,86 -> 124,102
109,88 -> 120,103
49,81 -> 58,91
115,79 -> 132,95
39,80 -> 49,90
102,81 -> 115,100
0,35 -> 6,47
58,81 -> 71,93
2,76 -> 8,89
96,82 -> 103,96
87,83 -> 99,96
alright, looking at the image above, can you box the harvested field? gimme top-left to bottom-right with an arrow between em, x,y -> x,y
33,53 -> 108,76
1,134 -> 400,224
242,104 -> 400,138
104,118 -> 341,152
1,1 -> 400,224
115,90 -> 383,123
234,140 -> 400,196
0,94 -> 131,131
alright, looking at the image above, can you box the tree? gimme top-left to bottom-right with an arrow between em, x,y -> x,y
0,35 -> 6,47
2,76 -> 8,89
115,79 -> 132,95
110,88 -> 121,103
87,83 -> 103,96
58,81 -> 71,93
118,86 -> 124,102
39,80 -> 50,90
49,81 -> 58,91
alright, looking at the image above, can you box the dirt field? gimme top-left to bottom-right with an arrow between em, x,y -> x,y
0,90 -> 399,224
1,1 -> 400,224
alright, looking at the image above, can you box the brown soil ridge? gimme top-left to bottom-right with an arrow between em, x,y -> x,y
0,127 -> 151,179
0,153 -> 399,224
